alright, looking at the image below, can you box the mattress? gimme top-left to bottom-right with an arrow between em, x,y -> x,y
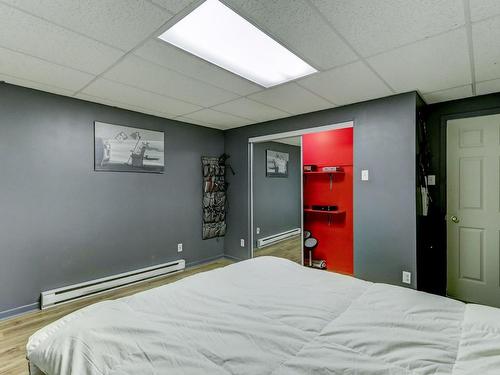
27,256 -> 500,374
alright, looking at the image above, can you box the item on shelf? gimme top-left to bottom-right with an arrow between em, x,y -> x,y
321,166 -> 343,172
311,205 -> 338,211
311,259 -> 327,269
303,164 -> 317,172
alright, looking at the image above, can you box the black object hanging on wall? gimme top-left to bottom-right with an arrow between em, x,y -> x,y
202,156 -> 227,239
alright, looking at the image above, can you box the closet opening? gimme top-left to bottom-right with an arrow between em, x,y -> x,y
249,122 -> 354,273
302,128 -> 353,274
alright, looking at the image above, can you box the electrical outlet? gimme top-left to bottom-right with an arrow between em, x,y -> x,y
426,175 -> 436,186
177,243 -> 183,252
402,271 -> 411,284
240,239 -> 245,247
256,227 -> 260,234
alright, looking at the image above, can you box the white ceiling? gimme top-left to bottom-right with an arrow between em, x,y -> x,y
0,0 -> 499,129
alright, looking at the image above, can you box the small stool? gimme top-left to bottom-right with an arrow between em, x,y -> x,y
304,237 -> 318,267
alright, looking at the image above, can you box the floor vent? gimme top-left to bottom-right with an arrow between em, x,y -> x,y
41,259 -> 185,309
257,228 -> 301,248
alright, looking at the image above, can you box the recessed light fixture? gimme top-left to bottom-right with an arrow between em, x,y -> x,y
157,0 -> 317,88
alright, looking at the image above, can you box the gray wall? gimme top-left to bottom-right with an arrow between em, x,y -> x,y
253,141 -> 301,245
224,92 -> 418,288
0,83 -> 224,317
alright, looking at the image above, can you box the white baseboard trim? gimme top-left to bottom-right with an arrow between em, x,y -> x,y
0,254 -> 229,321
256,228 -> 301,248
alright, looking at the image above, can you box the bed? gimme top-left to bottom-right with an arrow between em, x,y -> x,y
27,256 -> 500,374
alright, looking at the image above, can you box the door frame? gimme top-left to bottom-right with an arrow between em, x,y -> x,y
248,121 -> 354,263
441,108 -> 500,295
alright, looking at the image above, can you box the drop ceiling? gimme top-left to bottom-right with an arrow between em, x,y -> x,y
0,0 -> 499,129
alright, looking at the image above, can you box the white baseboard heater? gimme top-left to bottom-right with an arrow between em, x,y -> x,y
41,259 -> 185,309
257,228 -> 301,248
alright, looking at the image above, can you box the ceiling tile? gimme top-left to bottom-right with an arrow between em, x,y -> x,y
103,55 -> 239,107
0,75 -> 74,97
174,116 -> 218,128
298,61 -> 392,106
81,78 -> 201,116
151,0 -> 198,14
368,29 -> 471,93
0,3 -> 123,74
0,46 -> 93,92
134,40 -> 261,96
476,78 -> 500,95
76,92 -> 176,120
473,17 -> 500,82
182,109 -> 253,129
421,85 -> 473,104
226,0 -> 357,70
470,0 -> 500,22
248,82 -> 333,115
212,98 -> 289,123
312,0 -> 464,57
1,0 -> 172,51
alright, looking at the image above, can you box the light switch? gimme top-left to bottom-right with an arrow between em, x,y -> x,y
240,239 -> 245,247
361,169 -> 369,181
256,227 -> 260,234
426,175 -> 436,186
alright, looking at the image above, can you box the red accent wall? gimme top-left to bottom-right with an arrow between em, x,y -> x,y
303,128 -> 353,274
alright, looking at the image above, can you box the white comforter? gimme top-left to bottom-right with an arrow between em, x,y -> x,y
27,256 -> 500,374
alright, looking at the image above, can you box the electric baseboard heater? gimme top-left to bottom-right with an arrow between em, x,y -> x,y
41,259 -> 185,309
257,228 -> 301,248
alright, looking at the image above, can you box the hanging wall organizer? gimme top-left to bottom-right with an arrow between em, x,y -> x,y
202,156 -> 226,239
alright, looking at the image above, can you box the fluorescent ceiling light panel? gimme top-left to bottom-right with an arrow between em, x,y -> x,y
158,0 -> 317,87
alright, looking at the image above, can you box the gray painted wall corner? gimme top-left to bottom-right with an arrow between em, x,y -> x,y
224,93 -> 419,289
0,84 -> 421,318
0,83 -> 225,316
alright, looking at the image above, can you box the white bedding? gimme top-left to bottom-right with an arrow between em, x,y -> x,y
27,256 -> 500,374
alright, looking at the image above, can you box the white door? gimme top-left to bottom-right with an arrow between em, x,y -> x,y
447,114 -> 500,307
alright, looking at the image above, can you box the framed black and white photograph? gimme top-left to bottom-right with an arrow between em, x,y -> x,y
266,149 -> 289,177
94,122 -> 165,173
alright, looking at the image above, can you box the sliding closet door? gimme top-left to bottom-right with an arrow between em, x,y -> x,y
251,138 -> 302,264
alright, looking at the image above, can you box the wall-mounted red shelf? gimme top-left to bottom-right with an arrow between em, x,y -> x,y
304,208 -> 346,215
304,208 -> 345,226
304,170 -> 344,190
303,170 -> 344,175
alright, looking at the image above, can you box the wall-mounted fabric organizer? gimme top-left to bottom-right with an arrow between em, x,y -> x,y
202,157 -> 226,239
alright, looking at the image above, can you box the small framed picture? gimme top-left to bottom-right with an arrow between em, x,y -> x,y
94,121 -> 165,173
266,149 -> 289,177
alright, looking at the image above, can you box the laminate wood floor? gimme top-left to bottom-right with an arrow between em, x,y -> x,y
0,258 -> 233,375
253,236 -> 303,264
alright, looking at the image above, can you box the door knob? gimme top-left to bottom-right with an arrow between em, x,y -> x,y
450,215 -> 460,223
